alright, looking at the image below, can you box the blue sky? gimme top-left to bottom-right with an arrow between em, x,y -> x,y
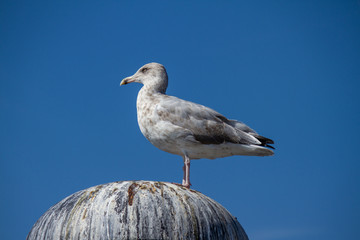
1,1 -> 359,239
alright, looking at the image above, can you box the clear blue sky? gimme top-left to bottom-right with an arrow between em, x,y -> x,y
1,1 -> 359,239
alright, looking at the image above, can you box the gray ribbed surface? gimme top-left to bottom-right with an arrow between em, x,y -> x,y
27,181 -> 248,240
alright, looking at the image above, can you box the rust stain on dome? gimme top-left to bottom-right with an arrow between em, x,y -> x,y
127,182 -> 139,206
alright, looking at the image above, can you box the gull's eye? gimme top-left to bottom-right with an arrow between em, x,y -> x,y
141,67 -> 148,73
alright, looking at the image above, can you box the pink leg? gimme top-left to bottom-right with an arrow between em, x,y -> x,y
182,164 -> 186,185
182,155 -> 191,188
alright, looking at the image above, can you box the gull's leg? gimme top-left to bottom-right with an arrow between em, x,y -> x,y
182,163 -> 186,185
182,154 -> 191,188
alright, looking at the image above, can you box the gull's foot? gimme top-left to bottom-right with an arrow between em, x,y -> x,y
171,182 -> 191,189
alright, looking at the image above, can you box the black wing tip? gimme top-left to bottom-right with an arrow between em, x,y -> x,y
256,135 -> 275,150
265,144 -> 275,150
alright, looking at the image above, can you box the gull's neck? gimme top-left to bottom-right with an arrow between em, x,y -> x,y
142,81 -> 168,94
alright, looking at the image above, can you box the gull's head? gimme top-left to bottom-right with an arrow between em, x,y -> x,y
120,62 -> 168,93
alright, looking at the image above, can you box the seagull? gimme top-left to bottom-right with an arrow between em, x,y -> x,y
120,63 -> 274,188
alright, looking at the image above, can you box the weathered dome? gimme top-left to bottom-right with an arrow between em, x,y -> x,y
27,181 -> 248,240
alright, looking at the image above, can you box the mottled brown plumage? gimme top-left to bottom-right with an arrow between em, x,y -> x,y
121,63 -> 274,188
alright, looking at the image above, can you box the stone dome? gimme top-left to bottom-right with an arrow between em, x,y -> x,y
27,181 -> 248,240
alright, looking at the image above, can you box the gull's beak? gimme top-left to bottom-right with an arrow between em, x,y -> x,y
120,76 -> 136,86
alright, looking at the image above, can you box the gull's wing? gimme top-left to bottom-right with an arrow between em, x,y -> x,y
154,95 -> 269,146
227,119 -> 275,149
